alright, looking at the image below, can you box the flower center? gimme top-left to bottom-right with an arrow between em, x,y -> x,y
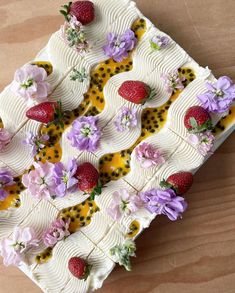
81,126 -> 92,137
214,89 -> 224,97
121,200 -> 129,212
13,241 -> 25,251
21,78 -> 34,89
121,115 -> 131,126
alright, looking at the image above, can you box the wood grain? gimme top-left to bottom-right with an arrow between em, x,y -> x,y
0,0 -> 234,292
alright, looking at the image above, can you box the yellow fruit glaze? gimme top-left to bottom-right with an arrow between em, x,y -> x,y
0,176 -> 22,210
213,106 -> 235,136
126,220 -> 140,238
98,66 -> 198,185
31,61 -> 53,76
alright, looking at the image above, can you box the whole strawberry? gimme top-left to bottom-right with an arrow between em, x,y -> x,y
75,162 -> 102,200
184,105 -> 212,133
26,101 -> 64,127
60,1 -> 95,25
68,257 -> 92,280
160,172 -> 193,194
118,80 -> 156,105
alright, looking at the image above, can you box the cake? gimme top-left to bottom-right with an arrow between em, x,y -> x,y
0,0 -> 234,292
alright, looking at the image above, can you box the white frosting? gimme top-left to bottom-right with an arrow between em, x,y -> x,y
0,0 -> 234,292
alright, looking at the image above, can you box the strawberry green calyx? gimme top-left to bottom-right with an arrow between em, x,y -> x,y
188,117 -> 212,133
141,87 -> 156,105
49,100 -> 64,129
80,264 -> 92,281
160,179 -> 177,192
89,180 -> 103,200
60,2 -> 72,22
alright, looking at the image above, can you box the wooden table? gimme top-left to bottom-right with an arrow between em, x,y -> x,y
0,0 -> 234,292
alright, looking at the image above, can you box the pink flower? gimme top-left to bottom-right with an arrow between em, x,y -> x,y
0,128 -> 11,151
187,131 -> 215,156
161,70 -> 185,94
107,189 -> 143,221
11,64 -> 51,106
0,226 -> 39,266
43,219 -> 70,247
22,161 -> 56,200
135,142 -> 165,168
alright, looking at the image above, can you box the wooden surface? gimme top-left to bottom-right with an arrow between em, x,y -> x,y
0,0 -> 235,292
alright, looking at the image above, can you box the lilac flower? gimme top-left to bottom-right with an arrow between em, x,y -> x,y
0,170 -> 15,201
43,218 -> 70,247
0,226 -> 39,266
150,35 -> 170,50
135,142 -> 165,169
161,70 -> 185,94
62,21 -> 89,53
103,29 -> 137,62
67,116 -> 101,152
197,76 -> 235,113
22,132 -> 49,157
22,161 -> 56,200
140,188 -> 187,221
11,64 -> 51,106
107,189 -> 143,221
114,107 -> 138,132
187,131 -> 215,156
0,128 -> 11,151
53,158 -> 78,197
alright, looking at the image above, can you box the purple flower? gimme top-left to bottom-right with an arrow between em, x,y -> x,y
135,142 -> 165,169
0,128 -> 11,151
11,64 -> 51,106
114,107 -> 138,132
187,131 -> 215,156
140,188 -> 187,221
53,158 -> 78,197
197,76 -> 235,113
43,218 -> 70,247
67,116 -> 101,152
0,170 -> 15,201
150,35 -> 170,50
0,226 -> 39,266
161,70 -> 185,94
22,161 -> 56,200
107,189 -> 143,221
103,29 -> 137,62
22,132 -> 49,157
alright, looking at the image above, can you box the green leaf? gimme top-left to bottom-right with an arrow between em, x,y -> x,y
189,117 -> 198,129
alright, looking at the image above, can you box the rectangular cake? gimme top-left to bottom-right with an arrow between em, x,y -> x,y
0,0 -> 234,292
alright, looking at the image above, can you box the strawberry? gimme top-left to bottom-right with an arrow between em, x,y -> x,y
60,1 -> 95,25
160,172 -> 193,194
75,162 -> 102,200
26,101 -> 64,127
118,80 -> 156,105
68,257 -> 92,280
184,105 -> 212,133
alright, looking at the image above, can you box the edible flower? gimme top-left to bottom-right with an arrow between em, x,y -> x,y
197,76 -> 235,113
140,188 -> 187,221
11,64 -> 51,106
103,29 -> 137,62
0,226 -> 39,266
22,132 -> 49,157
161,70 -> 185,94
107,189 -> 143,221
67,116 -> 101,152
114,106 -> 138,132
43,218 -> 70,247
110,239 -> 136,271
0,170 -> 15,201
187,130 -> 215,156
53,158 -> 78,197
135,142 -> 165,169
150,35 -> 169,51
